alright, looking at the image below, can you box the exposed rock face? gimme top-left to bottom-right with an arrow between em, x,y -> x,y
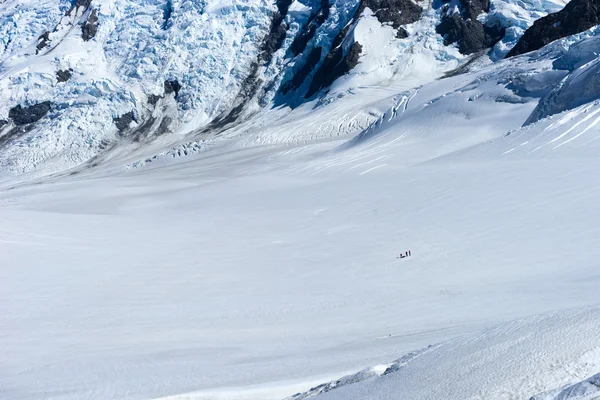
210,0 -> 294,127
261,0 -> 293,61
8,102 -> 52,126
0,120 -> 7,129
459,0 -> 490,20
286,0 -> 420,100
358,0 -> 422,35
280,46 -> 323,95
164,80 -> 181,98
36,31 -> 51,53
72,0 -> 92,9
56,69 -> 73,83
147,80 -> 181,104
436,0 -> 504,55
437,14 -> 504,54
156,117 -> 173,136
506,0 -> 600,58
307,41 -> 363,98
306,0 -> 423,97
82,9 -> 99,41
36,0 -> 94,54
290,0 -> 330,56
113,112 -> 135,131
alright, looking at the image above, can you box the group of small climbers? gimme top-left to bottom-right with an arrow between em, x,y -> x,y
398,250 -> 412,259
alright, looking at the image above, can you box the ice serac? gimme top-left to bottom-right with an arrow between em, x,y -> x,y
526,56 -> 600,124
208,0 -> 294,128
553,35 -> 600,71
290,0 -> 330,56
506,0 -> 600,57
0,0 -> 584,173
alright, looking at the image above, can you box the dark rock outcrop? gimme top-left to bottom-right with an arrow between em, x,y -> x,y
36,0 -> 94,55
8,102 -> 52,126
261,0 -> 293,61
164,79 -> 181,98
306,40 -> 363,98
81,9 -> 99,41
113,111 -> 135,131
0,120 -> 7,129
287,0 -> 420,100
436,13 -> 504,54
358,0 -> 422,33
282,46 -> 323,94
436,0 -> 504,55
147,94 -> 161,105
209,0 -> 293,128
36,31 -> 51,53
56,69 -> 73,83
459,0 -> 490,20
157,117 -> 172,136
147,79 -> 181,104
506,0 -> 600,58
396,27 -> 409,39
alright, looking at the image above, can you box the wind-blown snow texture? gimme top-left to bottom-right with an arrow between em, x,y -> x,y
3,1 -> 600,400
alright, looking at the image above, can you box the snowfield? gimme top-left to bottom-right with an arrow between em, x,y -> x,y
3,1 -> 600,400
4,48 -> 600,398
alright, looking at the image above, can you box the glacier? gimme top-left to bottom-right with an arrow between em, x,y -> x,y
3,0 -> 600,399
0,0 -> 575,175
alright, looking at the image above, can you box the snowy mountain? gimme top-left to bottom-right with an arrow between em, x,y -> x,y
3,1 -> 600,400
0,0 -> 574,175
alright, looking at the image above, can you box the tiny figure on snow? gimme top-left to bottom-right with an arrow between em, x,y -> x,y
397,250 -> 412,259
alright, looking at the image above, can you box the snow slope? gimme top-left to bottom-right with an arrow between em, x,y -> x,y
4,35 -> 600,398
293,307 -> 600,400
3,1 -> 600,400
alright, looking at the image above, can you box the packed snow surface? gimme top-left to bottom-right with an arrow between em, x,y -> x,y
4,40 -> 600,399
3,1 -> 600,399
